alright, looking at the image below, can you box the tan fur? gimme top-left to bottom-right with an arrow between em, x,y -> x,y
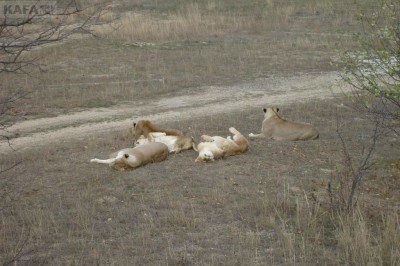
90,142 -> 168,171
249,107 -> 319,141
194,127 -> 249,162
136,132 -> 194,153
131,120 -> 183,141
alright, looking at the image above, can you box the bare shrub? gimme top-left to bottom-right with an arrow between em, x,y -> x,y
328,111 -> 386,211
0,1 -> 111,264
340,0 -> 400,134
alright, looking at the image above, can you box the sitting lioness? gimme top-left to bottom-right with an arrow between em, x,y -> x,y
90,142 -> 168,170
136,132 -> 194,153
131,120 -> 184,141
194,127 -> 249,162
249,107 -> 319,141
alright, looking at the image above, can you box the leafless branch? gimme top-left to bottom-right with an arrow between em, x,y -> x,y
0,0 -> 111,159
0,161 -> 21,175
347,114 -> 385,210
331,105 -> 387,211
0,0 -> 111,74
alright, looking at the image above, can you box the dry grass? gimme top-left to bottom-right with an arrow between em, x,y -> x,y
337,211 -> 400,265
95,3 -> 258,42
95,0 -> 362,44
1,99 -> 399,265
1,0 -> 399,265
0,0 -> 375,119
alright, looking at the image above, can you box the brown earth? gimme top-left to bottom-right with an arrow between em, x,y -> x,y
1,72 -> 346,154
1,72 -> 399,265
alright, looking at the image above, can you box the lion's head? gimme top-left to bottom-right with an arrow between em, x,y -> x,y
263,107 -> 280,119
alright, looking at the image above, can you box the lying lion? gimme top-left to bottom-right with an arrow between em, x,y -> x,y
90,142 -> 168,170
194,127 -> 249,162
249,107 -> 319,141
136,132 -> 194,153
131,120 -> 184,141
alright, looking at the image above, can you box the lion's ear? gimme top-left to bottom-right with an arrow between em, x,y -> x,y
263,108 -> 267,113
276,108 -> 279,112
133,122 -> 136,127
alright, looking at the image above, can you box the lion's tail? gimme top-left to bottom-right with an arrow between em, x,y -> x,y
192,141 -> 198,152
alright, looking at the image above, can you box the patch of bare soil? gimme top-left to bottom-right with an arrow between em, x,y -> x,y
1,72 -> 348,154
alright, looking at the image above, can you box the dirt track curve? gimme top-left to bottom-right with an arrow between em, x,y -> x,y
0,72 -> 349,154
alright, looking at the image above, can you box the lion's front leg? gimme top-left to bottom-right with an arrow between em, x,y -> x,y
248,133 -> 265,139
229,127 -> 240,135
172,147 -> 182,153
200,135 -> 214,142
149,132 -> 167,138
148,132 -> 164,142
90,158 -> 116,165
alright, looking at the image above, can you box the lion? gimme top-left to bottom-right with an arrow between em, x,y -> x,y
193,127 -> 249,162
249,107 -> 319,141
135,132 -> 194,153
131,120 -> 184,141
90,142 -> 168,171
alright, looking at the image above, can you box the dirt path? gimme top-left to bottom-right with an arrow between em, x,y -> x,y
0,72 -> 349,154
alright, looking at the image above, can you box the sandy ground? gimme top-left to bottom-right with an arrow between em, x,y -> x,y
0,72 -> 349,154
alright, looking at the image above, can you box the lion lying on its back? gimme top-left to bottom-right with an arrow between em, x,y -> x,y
90,142 -> 168,170
136,132 -> 194,153
194,127 -> 249,162
131,120 -> 193,153
249,107 -> 319,141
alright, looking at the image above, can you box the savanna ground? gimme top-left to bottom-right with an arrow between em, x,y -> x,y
1,0 -> 399,265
